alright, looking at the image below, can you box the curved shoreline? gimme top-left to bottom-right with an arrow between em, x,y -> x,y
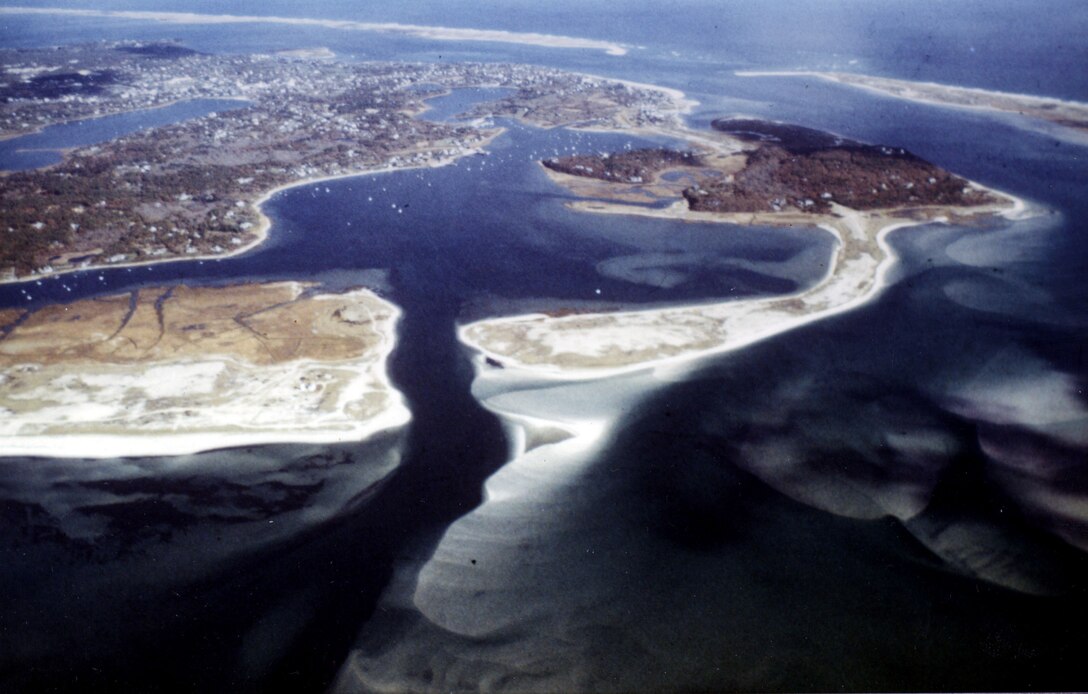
0,401 -> 410,459
0,7 -> 628,57
459,187 -> 1031,382
0,132 -> 502,288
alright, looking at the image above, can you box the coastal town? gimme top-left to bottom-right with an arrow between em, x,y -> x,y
0,39 -> 701,457
2,40 -> 1027,380
0,41 -> 681,280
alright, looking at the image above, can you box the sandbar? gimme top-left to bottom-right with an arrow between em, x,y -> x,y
460,191 -> 1025,379
738,70 -> 1088,138
0,7 -> 628,56
461,104 -> 1033,378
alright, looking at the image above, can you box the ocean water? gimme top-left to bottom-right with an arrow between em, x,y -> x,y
0,3 -> 1086,692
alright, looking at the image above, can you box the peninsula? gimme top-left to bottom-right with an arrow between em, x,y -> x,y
460,118 -> 1023,375
0,41 -> 691,455
0,41 -> 1028,448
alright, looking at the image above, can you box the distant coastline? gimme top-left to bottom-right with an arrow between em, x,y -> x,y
737,70 -> 1088,139
0,7 -> 629,56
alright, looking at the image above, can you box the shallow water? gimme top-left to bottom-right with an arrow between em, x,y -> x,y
1,4 -> 1086,691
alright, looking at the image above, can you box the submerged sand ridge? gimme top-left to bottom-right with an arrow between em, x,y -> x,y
0,282 -> 408,457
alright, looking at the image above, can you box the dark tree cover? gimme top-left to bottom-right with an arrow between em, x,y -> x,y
684,142 -> 991,214
0,70 -> 120,102
1,77 -> 484,275
116,44 -> 199,59
711,118 -> 849,153
1,43 -> 662,277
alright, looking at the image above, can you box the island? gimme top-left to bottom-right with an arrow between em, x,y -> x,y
460,118 -> 1023,375
737,70 -> 1088,138
0,282 -> 406,457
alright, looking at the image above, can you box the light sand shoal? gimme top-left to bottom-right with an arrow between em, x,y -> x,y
0,7 -> 628,56
737,70 -> 1088,138
737,70 -> 1088,112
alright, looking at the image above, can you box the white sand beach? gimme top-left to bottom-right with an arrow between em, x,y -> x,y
0,283 -> 410,457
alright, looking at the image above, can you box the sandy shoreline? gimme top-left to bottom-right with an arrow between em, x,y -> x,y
0,7 -> 628,56
459,186 -> 1029,381
1,120 -> 499,456
737,70 -> 1088,111
462,97 -> 1030,381
588,73 -> 699,116
0,405 -> 410,459
450,188 -> 1033,536
2,51 -> 1033,458
0,283 -> 411,458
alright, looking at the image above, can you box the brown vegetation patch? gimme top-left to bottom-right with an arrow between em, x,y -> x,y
542,148 -> 702,183
0,282 -> 388,368
684,122 -> 996,214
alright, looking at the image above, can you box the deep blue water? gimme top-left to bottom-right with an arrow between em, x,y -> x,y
1,4 -> 1087,693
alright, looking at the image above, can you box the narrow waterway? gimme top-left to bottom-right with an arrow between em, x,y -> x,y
0,92 -> 836,691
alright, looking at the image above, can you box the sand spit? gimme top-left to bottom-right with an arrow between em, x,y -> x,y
460,191 -> 1026,380
332,360 -> 662,692
0,282 -> 408,457
0,7 -> 628,56
737,70 -> 1088,139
